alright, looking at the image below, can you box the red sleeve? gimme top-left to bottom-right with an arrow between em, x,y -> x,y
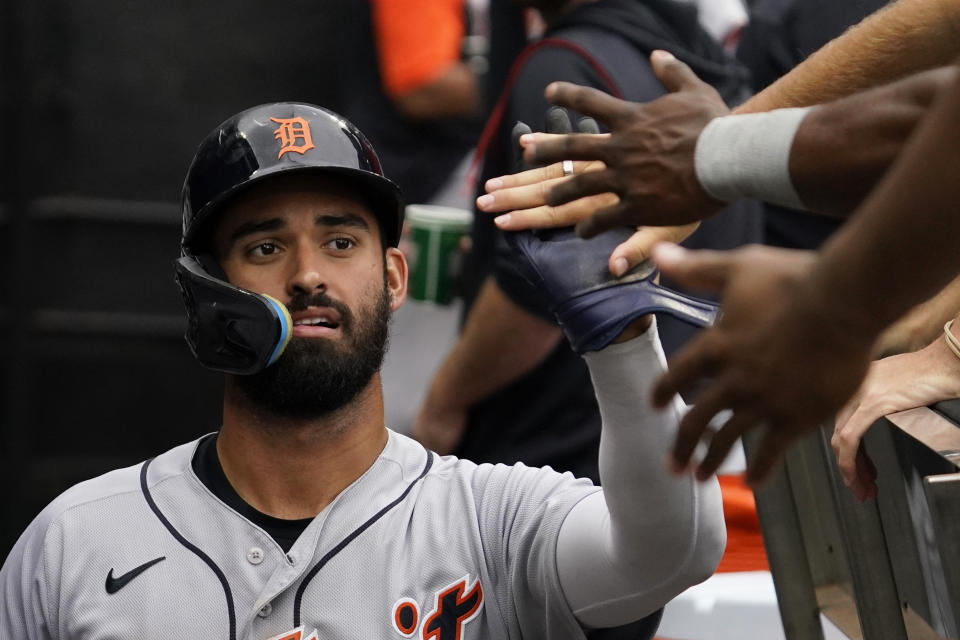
370,0 -> 465,97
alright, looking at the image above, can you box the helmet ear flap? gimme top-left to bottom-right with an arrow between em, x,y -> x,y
173,256 -> 292,375
196,253 -> 228,281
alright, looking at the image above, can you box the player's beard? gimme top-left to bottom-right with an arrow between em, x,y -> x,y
233,278 -> 391,420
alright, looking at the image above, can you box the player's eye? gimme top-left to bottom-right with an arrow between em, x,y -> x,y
326,237 -> 355,251
249,242 -> 279,257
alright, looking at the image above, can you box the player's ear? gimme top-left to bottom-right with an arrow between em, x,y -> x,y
384,247 -> 407,311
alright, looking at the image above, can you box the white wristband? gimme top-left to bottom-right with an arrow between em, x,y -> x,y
694,107 -> 812,210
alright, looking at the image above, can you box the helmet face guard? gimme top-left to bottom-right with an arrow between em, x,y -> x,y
173,255 -> 292,375
176,102 -> 403,375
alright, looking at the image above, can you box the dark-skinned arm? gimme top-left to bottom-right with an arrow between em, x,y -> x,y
651,64 -> 960,484
806,63 -> 960,351
790,65 -> 955,215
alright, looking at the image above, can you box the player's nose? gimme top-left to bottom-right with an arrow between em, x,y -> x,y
286,244 -> 327,297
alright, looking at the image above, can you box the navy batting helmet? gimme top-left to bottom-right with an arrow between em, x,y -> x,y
174,102 -> 404,375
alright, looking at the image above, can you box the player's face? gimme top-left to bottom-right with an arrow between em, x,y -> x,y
214,175 -> 407,328
212,175 -> 408,418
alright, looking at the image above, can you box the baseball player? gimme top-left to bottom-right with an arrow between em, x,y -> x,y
0,103 -> 725,640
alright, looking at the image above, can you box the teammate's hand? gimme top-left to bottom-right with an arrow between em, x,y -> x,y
478,150 -> 612,230
520,50 -> 729,235
478,155 -> 699,276
832,333 -> 960,501
651,243 -> 875,485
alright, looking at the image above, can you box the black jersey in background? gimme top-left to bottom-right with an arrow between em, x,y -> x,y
738,0 -> 891,250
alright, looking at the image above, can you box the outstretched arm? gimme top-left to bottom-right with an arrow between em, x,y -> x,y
832,313 -> 960,502
788,66 -> 954,215
654,65 -> 960,484
805,65 -> 960,364
556,319 -> 725,625
737,0 -> 960,113
511,57 -> 955,232
876,274 -> 960,356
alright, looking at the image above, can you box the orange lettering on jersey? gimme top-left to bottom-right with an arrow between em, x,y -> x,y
265,626 -> 320,640
421,576 -> 483,640
270,117 -> 315,159
392,597 -> 420,637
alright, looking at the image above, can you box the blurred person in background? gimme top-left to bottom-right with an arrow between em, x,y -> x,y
343,0 -> 492,437
415,0 -> 761,484
688,0 -> 748,49
341,0 -> 486,208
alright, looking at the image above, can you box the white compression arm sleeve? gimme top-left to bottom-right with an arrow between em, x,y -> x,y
694,107 -> 812,210
556,321 -> 726,627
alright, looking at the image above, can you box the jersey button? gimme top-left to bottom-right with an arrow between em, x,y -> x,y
247,547 -> 265,565
257,602 -> 273,618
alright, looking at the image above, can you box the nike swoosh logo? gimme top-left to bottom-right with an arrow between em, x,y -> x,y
105,556 -> 166,594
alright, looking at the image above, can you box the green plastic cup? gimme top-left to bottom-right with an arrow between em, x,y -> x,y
405,204 -> 473,304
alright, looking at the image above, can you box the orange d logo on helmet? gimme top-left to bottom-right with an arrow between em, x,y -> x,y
271,116 -> 315,158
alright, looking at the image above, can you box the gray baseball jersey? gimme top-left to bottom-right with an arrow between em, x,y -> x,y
1,431 -> 599,640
